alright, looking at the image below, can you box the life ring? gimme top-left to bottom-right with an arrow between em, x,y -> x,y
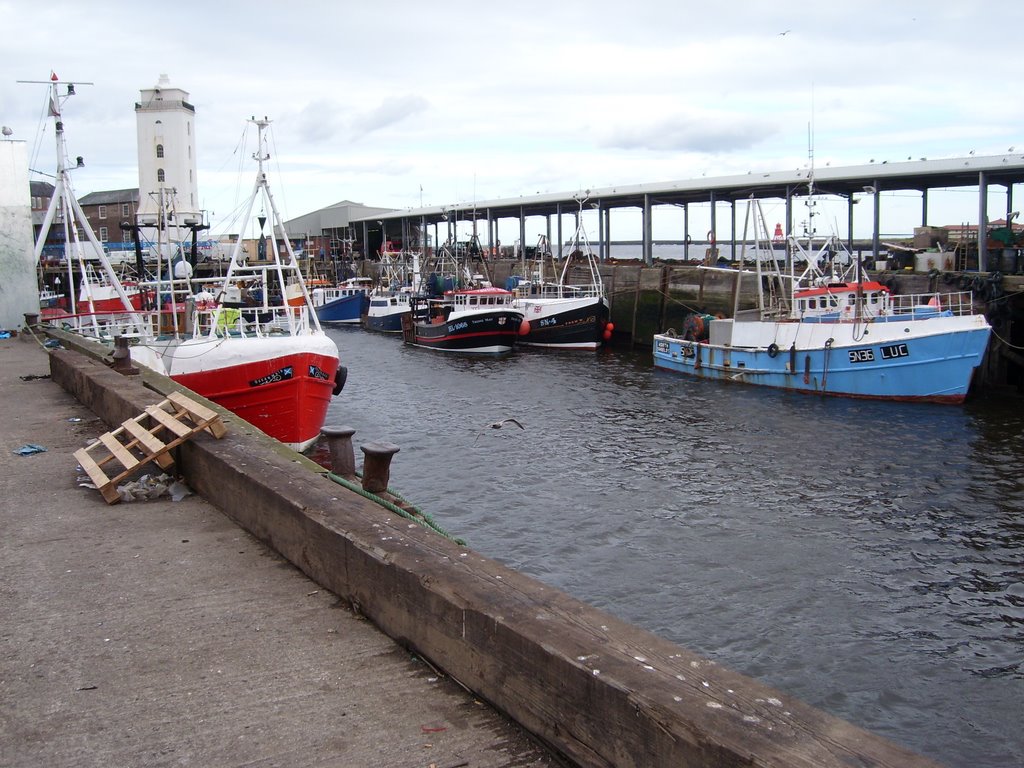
767,343 -> 779,358
707,230 -> 716,245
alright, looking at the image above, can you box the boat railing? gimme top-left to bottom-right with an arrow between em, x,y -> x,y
519,282 -> 604,300
565,282 -> 604,298
889,290 -> 976,317
47,309 -> 158,341
194,304 -> 314,338
755,304 -> 791,321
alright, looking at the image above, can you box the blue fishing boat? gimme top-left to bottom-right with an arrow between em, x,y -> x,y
652,201 -> 992,403
310,277 -> 372,325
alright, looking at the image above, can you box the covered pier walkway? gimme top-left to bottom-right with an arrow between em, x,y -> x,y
352,153 -> 1024,269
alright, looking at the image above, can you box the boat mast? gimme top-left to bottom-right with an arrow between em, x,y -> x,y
222,116 -> 323,332
23,74 -> 147,334
558,192 -> 602,295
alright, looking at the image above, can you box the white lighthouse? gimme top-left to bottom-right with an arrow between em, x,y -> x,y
135,74 -> 201,242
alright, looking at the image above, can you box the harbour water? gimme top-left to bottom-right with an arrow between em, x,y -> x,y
322,326 -> 1023,768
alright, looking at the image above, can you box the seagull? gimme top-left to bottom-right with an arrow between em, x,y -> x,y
474,418 -> 525,443
488,417 -> 523,430
778,29 -> 791,35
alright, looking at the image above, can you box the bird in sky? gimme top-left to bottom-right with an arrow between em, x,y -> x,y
778,29 -> 791,35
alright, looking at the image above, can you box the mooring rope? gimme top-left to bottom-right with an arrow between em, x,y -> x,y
325,471 -> 466,546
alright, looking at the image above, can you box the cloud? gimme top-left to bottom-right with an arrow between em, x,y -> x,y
349,94 -> 431,140
295,100 -> 347,145
601,113 -> 780,154
8,0 -> 1024,235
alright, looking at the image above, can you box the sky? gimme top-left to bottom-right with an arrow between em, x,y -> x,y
4,0 -> 1024,244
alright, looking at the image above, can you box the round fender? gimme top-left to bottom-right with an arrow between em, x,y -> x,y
767,343 -> 779,358
332,366 -> 348,396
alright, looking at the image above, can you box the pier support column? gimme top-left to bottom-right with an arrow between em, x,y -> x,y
643,193 -> 653,266
978,171 -> 989,272
360,442 -> 400,494
321,425 -> 357,478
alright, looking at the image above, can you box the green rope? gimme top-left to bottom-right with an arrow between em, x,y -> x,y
325,471 -> 466,546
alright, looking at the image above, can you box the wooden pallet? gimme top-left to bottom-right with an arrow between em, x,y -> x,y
74,391 -> 227,504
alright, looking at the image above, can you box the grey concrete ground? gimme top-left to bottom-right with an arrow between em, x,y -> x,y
0,335 -> 563,768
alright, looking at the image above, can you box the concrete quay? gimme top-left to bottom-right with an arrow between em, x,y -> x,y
2,329 -> 944,767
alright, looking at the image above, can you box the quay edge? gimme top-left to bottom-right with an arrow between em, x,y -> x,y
44,331 -> 943,768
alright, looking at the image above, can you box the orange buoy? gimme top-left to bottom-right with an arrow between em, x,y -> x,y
605,322 -> 615,333
519,318 -> 531,335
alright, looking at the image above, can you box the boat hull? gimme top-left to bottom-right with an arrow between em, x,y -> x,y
134,334 -> 341,451
652,315 -> 992,403
364,295 -> 411,333
314,293 -> 368,324
364,309 -> 407,333
516,295 -> 610,350
404,310 -> 523,353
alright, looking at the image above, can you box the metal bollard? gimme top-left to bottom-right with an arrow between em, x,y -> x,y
360,442 -> 400,494
321,425 -> 357,478
111,335 -> 139,375
23,312 -> 39,328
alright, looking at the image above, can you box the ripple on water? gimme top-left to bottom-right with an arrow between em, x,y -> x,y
324,328 -> 1024,768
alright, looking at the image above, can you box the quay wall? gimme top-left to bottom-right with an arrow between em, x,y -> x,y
47,335 -> 939,768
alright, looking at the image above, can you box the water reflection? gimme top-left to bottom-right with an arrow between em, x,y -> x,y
324,327 -> 1023,768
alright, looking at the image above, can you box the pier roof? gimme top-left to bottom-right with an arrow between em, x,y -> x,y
352,152 -> 1024,225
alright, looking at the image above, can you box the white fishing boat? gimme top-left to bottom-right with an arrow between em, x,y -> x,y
652,197 -> 992,403
511,198 -> 612,350
363,248 -> 418,334
33,76 -> 344,450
